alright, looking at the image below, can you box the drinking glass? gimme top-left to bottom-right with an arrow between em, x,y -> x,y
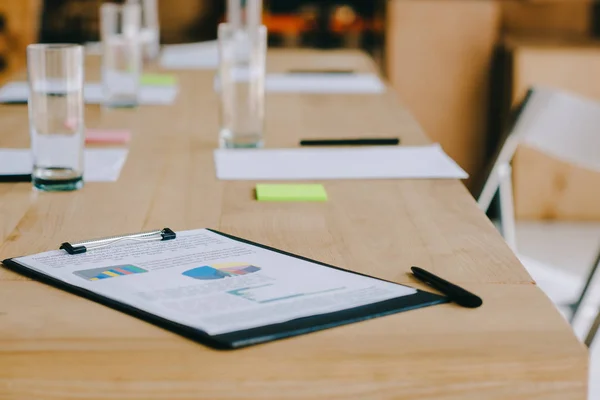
100,2 -> 142,108
27,44 -> 85,191
140,0 -> 160,61
218,23 -> 267,148
227,0 -> 263,31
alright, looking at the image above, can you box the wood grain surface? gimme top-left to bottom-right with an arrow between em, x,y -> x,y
0,49 -> 588,399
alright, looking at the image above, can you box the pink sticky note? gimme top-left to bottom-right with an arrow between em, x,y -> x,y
86,129 -> 131,144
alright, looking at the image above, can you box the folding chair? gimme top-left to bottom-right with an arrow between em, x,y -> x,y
477,87 -> 600,347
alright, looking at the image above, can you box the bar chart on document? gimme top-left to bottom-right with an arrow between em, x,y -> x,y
74,265 -> 148,281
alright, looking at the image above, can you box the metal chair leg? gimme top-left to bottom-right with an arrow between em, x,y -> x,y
497,164 -> 517,252
585,308 -> 600,348
569,246 -> 600,323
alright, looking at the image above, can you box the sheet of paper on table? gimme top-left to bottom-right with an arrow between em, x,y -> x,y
159,41 -> 219,69
84,83 -> 178,105
0,148 -> 129,182
266,73 -> 385,94
214,144 -> 468,180
84,41 -> 102,55
0,82 -> 179,105
213,72 -> 386,94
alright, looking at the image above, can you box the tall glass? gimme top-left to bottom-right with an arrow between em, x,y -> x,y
101,2 -> 142,108
27,44 -> 85,191
218,23 -> 267,148
227,0 -> 263,30
140,0 -> 160,62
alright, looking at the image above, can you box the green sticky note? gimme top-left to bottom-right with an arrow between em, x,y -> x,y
140,73 -> 177,86
256,184 -> 328,202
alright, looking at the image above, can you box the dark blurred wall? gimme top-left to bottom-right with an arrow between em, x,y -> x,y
39,0 -> 219,44
40,0 -> 99,43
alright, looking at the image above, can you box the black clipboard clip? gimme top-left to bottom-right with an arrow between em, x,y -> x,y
60,228 -> 176,255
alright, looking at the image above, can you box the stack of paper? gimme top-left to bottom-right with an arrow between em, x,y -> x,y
0,148 -> 129,182
214,144 -> 468,180
159,41 -> 219,70
0,82 -> 179,105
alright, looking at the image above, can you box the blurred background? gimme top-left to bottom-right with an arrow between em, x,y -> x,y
4,0 -> 600,199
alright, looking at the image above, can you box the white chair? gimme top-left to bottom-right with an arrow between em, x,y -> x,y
477,87 -> 600,347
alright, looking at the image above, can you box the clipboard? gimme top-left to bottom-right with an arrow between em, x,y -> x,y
2,228 -> 448,349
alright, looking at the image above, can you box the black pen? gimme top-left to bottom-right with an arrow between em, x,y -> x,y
411,266 -> 483,308
287,69 -> 355,74
0,174 -> 31,183
300,138 -> 400,146
1,100 -> 28,105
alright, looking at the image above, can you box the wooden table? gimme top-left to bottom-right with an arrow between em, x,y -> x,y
0,49 -> 588,399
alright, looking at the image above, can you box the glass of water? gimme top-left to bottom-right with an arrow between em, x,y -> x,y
27,44 -> 85,191
100,2 -> 142,108
218,23 -> 267,148
140,0 -> 160,62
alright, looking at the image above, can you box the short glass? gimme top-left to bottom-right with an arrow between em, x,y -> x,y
218,23 -> 267,149
27,43 -> 85,191
100,2 -> 142,108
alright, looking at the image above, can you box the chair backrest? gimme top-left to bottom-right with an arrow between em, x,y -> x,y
478,86 -> 600,213
515,87 -> 600,172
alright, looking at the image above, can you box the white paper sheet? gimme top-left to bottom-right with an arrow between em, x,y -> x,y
159,41 -> 219,69
0,149 -> 32,175
214,72 -> 386,94
0,82 -> 178,105
84,41 -> 103,55
12,228 -> 416,335
84,83 -> 178,105
266,73 -> 385,94
0,148 -> 128,182
214,144 -> 468,180
0,82 -> 28,102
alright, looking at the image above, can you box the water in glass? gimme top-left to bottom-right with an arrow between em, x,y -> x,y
29,88 -> 84,190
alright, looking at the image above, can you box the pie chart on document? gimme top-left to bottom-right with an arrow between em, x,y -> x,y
182,263 -> 261,280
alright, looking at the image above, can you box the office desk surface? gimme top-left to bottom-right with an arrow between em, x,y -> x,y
0,49 -> 587,399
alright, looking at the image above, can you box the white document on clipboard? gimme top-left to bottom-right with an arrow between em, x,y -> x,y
8,229 -> 417,336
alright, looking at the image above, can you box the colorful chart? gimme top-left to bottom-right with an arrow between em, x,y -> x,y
74,265 -> 147,281
182,263 -> 260,280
